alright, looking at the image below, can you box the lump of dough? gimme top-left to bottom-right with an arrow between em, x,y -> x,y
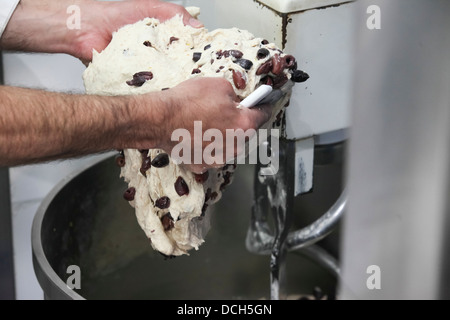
83,13 -> 305,257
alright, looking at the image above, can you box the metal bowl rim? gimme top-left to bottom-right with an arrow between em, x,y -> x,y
31,153 -> 114,300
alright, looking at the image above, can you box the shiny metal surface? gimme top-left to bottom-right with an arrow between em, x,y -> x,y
247,140 -> 344,299
247,141 -> 345,255
287,189 -> 346,251
246,180 -> 345,255
340,0 -> 450,299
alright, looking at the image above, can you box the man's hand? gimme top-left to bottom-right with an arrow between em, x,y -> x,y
0,0 -> 202,62
0,78 -> 273,169
73,0 -> 203,62
0,1 -> 274,170
130,78 -> 273,173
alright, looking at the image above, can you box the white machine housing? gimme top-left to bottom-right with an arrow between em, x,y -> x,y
206,0 -> 354,195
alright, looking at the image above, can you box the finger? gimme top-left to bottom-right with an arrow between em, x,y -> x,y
186,16 -> 204,28
182,6 -> 204,28
180,11 -> 203,27
241,104 -> 273,128
219,79 -> 240,103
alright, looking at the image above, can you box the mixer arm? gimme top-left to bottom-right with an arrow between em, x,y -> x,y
286,189 -> 347,251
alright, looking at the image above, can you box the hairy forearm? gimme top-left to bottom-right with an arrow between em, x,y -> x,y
0,0 -> 82,54
0,0 -> 200,61
0,86 -> 165,166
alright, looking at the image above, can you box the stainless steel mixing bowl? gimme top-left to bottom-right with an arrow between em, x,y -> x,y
32,155 -> 337,300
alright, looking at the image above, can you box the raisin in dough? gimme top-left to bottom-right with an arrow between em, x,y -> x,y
83,13 -> 301,257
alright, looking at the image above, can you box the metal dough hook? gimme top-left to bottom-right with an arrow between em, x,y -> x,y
246,138 -> 346,300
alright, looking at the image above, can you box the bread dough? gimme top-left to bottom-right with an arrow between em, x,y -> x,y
83,13 -> 302,257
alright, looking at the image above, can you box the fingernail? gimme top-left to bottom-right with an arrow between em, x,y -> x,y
189,18 -> 204,28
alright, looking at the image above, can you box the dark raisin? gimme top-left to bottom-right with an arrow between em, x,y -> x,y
292,61 -> 298,71
139,149 -> 149,162
291,70 -> 310,83
151,153 -> 170,168
216,50 -> 223,59
222,50 -> 243,59
175,177 -> 189,196
204,44 -> 211,50
123,187 -> 136,201
275,110 -> 284,122
261,76 -> 274,86
201,203 -> 209,217
205,189 -> 212,202
220,172 -> 232,190
115,154 -> 126,167
161,213 -> 174,231
273,74 -> 289,89
283,55 -> 296,69
155,196 -> 171,209
193,52 -> 202,62
256,60 -> 273,75
232,70 -> 246,90
261,39 -> 269,45
257,48 -> 270,60
169,36 -> 179,44
271,54 -> 284,75
126,71 -> 153,87
194,171 -> 209,184
143,41 -> 152,47
275,110 -> 284,127
234,59 -> 253,70
228,50 -> 243,59
191,68 -> 201,74
140,157 -> 152,177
